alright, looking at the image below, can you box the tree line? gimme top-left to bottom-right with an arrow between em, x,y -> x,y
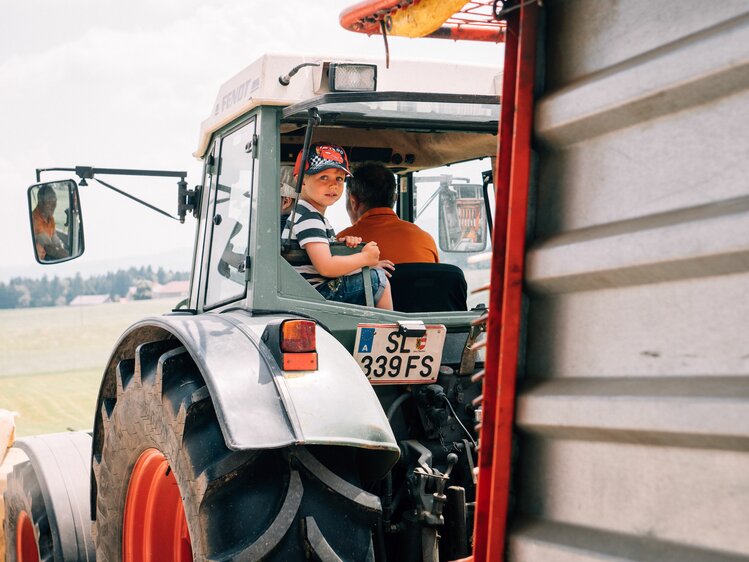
0,266 -> 189,309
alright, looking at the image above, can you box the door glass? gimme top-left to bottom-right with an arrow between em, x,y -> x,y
205,120 -> 256,308
413,159 -> 494,310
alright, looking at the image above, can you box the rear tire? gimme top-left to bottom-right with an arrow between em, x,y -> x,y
94,339 -> 379,561
3,460 -> 51,562
3,432 -> 94,562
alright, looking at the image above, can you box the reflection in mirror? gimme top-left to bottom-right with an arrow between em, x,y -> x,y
28,180 -> 85,264
437,181 -> 487,253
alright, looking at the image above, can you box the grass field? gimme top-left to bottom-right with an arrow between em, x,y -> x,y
0,271 -> 491,437
0,298 -> 180,436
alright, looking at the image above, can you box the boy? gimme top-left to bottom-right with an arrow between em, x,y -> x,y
282,143 -> 393,309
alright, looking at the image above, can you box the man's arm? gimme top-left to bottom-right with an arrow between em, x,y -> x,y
38,232 -> 69,259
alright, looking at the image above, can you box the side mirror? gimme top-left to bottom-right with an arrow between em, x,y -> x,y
438,183 -> 487,253
28,180 -> 85,264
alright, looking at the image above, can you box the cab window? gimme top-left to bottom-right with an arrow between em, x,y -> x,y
413,159 -> 493,310
204,119 -> 256,308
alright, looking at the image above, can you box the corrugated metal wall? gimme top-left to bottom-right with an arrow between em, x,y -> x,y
511,1 -> 749,560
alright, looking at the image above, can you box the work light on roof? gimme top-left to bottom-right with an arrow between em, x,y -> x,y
329,63 -> 377,92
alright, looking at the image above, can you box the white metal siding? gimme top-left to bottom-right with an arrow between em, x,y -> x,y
511,1 -> 749,560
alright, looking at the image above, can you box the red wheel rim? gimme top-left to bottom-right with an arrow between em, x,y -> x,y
123,448 -> 192,562
16,510 -> 40,562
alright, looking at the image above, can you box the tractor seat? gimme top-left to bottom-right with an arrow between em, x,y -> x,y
388,263 -> 468,313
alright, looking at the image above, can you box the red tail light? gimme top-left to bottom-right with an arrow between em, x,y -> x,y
281,320 -> 316,352
271,319 -> 317,371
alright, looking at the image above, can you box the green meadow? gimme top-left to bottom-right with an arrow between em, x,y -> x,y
0,298 -> 179,436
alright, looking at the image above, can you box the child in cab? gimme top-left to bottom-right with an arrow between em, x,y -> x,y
282,143 -> 393,309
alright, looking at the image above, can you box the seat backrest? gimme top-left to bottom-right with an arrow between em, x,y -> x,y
388,263 -> 468,313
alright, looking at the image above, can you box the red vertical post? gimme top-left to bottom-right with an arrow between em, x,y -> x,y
472,2 -> 538,561
471,6 -> 519,561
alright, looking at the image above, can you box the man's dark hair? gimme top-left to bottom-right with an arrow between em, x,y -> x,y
347,163 -> 397,210
38,185 -> 56,202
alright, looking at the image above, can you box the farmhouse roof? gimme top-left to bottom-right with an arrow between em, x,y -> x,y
69,294 -> 113,306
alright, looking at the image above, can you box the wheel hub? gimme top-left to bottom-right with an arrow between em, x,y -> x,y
16,510 -> 40,562
123,448 -> 192,562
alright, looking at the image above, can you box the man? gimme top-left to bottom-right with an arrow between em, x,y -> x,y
32,185 -> 68,261
338,163 -> 439,264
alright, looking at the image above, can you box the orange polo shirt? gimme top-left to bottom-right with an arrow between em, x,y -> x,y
32,207 -> 56,260
338,207 -> 439,264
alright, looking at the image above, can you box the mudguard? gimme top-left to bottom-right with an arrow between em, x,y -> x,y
92,309 -> 399,482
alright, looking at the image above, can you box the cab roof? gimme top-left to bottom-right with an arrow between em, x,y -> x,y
195,53 -> 500,158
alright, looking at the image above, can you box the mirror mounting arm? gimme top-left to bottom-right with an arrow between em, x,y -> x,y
35,166 -> 195,223
177,179 -> 200,224
93,176 -> 181,221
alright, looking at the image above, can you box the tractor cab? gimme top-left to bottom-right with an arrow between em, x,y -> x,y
26,53 -> 499,380
188,55 -> 499,364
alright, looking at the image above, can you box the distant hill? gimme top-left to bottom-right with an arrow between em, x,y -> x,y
0,247 -> 193,283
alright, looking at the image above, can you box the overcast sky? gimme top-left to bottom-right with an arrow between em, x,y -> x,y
0,0 -> 503,281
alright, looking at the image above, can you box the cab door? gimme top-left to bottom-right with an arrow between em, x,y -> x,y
201,118 -> 257,310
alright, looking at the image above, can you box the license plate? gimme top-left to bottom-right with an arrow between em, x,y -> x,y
353,323 -> 446,384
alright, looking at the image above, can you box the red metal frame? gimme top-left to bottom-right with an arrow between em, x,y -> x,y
340,0 -> 506,43
474,3 -> 538,560
471,6 -> 518,560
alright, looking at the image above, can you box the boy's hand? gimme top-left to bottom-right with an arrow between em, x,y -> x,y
377,260 -> 395,278
361,241 -> 380,265
338,235 -> 362,248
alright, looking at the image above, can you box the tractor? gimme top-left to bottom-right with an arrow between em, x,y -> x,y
7,53 -> 500,561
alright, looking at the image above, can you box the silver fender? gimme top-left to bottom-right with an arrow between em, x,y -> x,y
92,309 -> 399,481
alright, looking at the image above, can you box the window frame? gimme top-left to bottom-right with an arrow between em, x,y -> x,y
203,116 -> 257,310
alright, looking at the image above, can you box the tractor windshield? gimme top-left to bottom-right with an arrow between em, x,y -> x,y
280,92 -> 499,312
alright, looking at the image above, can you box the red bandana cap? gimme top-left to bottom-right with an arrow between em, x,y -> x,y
294,143 -> 352,177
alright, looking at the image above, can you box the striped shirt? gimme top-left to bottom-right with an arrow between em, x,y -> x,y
281,199 -> 336,287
